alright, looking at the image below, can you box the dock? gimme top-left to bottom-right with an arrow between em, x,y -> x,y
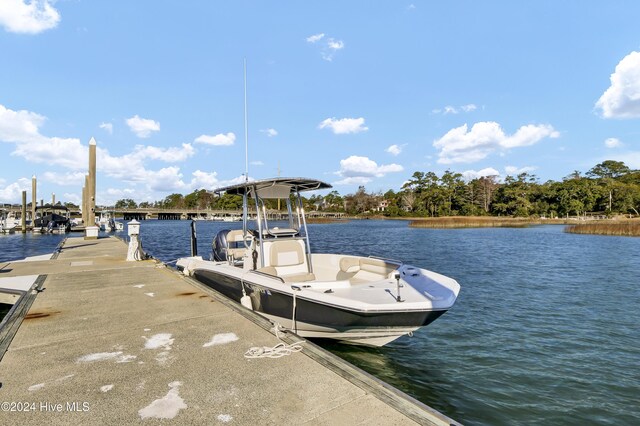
0,236 -> 456,425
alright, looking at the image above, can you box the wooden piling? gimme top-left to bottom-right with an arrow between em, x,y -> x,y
21,191 -> 27,233
31,175 -> 36,225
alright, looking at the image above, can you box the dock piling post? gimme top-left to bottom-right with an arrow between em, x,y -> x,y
190,220 -> 198,256
21,191 -> 27,233
31,175 -> 36,226
85,138 -> 99,239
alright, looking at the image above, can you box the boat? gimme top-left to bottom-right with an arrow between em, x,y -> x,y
97,211 -> 123,232
1,209 -> 17,234
34,203 -> 71,233
177,177 -> 460,347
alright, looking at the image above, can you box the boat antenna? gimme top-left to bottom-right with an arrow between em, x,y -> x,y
244,58 -> 249,183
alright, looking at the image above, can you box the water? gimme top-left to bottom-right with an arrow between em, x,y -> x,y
0,232 -> 67,263
1,220 -> 638,424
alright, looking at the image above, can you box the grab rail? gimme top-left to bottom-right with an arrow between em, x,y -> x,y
249,269 -> 285,283
368,255 -> 403,267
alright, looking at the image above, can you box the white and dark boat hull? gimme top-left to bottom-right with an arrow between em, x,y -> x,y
190,266 -> 450,346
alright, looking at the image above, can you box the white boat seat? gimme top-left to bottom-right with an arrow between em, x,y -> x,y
226,230 -> 247,263
339,257 -> 397,283
259,239 -> 316,282
258,266 -> 316,283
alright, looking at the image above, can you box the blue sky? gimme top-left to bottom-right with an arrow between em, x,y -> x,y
1,1 -> 640,205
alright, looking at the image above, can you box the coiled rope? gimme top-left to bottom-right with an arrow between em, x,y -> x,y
244,325 -> 305,359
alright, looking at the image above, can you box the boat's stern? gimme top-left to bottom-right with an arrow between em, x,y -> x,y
175,256 -> 203,275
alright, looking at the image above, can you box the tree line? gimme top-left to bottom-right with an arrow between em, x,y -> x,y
114,160 -> 640,218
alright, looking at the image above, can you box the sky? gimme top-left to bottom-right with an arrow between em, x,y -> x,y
1,1 -> 640,206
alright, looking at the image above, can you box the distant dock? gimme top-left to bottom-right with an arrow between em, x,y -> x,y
0,236 -> 457,425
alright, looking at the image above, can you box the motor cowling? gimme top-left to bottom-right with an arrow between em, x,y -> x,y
212,229 -> 232,261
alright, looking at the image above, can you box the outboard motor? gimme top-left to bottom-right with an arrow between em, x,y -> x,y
212,229 -> 232,261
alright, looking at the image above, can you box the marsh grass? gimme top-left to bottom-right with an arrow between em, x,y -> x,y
565,220 -> 640,237
408,216 -> 546,228
306,217 -> 348,224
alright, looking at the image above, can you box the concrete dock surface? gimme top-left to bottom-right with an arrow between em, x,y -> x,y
0,236 -> 456,425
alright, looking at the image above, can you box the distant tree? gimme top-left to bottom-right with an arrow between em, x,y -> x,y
398,190 -> 414,212
492,173 -> 538,216
587,161 -> 632,212
586,160 -> 631,179
161,194 -> 184,209
115,198 -> 137,209
344,186 -> 378,214
323,191 -> 344,211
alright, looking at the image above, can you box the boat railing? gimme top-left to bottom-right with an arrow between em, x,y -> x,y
368,255 -> 404,267
249,269 -> 285,283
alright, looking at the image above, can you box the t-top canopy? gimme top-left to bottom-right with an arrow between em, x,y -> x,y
215,177 -> 332,198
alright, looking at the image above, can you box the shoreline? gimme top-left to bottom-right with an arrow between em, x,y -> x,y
320,215 -> 640,236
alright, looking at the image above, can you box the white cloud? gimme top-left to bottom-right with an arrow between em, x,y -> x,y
386,144 -> 402,156
334,176 -> 372,186
0,104 -> 46,143
126,115 -> 160,138
433,121 -> 559,164
306,33 -> 325,43
12,136 -> 88,170
334,155 -> 403,185
62,192 -> 81,205
0,178 -> 30,202
250,160 -> 264,166
319,117 -> 368,134
131,143 -> 195,162
146,167 -> 186,192
504,165 -> 537,175
189,170 -> 218,189
0,0 -> 60,34
307,32 -> 344,61
596,51 -> 640,119
604,137 -> 622,148
99,122 -> 113,134
0,103 -> 206,200
461,167 -> 500,181
42,171 -> 86,186
609,152 -> 640,169
322,38 -> 345,61
433,104 -> 477,115
261,128 -> 278,137
327,39 -> 344,50
105,187 -> 136,197
194,132 -> 236,146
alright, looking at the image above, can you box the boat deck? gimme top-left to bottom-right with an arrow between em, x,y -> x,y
0,236 -> 457,425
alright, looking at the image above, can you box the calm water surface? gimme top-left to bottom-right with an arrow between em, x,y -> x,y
1,220 -> 638,425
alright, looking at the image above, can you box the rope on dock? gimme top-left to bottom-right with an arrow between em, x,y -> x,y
244,325 -> 304,359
